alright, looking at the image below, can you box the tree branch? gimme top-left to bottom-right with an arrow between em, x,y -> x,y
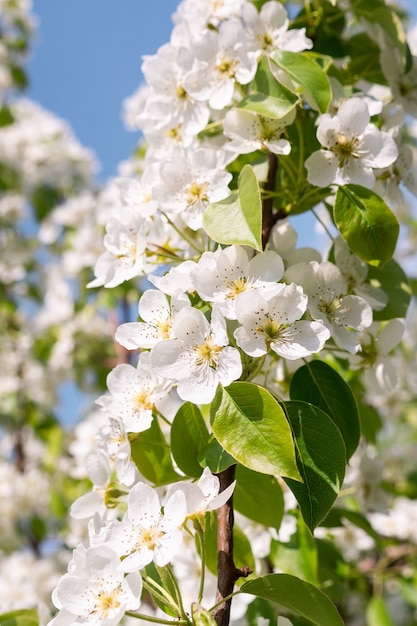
213,465 -> 252,626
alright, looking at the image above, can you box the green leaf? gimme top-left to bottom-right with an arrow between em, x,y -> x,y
345,33 -> 387,84
366,596 -> 394,626
334,185 -> 399,268
283,401 -> 346,532
270,51 -> 332,113
144,563 -> 177,617
130,417 -> 181,485
210,382 -> 301,481
203,165 -> 262,250
234,465 -> 284,530
290,361 -> 360,460
0,609 -> 38,626
171,403 -> 209,478
198,434 -> 236,473
239,56 -> 299,119
368,259 -> 411,321
270,514 -> 319,585
352,0 -> 407,68
241,573 -> 344,626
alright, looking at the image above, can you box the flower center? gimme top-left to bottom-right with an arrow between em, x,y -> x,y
225,276 -> 248,298
332,134 -> 361,167
256,317 -> 285,344
154,316 -> 172,339
186,181 -> 209,205
216,56 -> 237,78
194,336 -> 223,368
176,84 -> 188,99
94,586 -> 122,618
139,525 -> 164,551
134,389 -> 154,412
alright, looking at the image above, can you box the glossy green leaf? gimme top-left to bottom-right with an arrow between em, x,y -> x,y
270,514 -> 319,585
283,401 -> 346,531
130,417 -> 181,485
198,434 -> 236,473
0,609 -> 38,626
144,563 -> 177,617
270,51 -> 331,113
241,573 -> 344,626
368,259 -> 411,321
234,465 -> 284,530
238,56 -> 299,119
171,402 -> 209,478
290,360 -> 360,460
334,185 -> 399,268
366,596 -> 394,626
210,382 -> 301,481
203,165 -> 262,250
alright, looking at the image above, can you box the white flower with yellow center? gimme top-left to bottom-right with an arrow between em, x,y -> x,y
234,286 -> 330,359
96,352 -> 171,434
305,97 -> 398,188
190,245 -> 285,320
107,482 -> 186,573
49,545 -> 142,626
115,289 -> 190,350
151,306 -> 242,404
285,260 -> 373,354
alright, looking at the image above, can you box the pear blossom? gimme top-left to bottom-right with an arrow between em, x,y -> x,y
87,213 -> 148,288
234,286 -> 330,359
115,289 -> 190,350
49,545 -> 142,626
70,452 -> 112,520
285,260 -> 373,353
96,418 -> 136,487
305,97 -> 398,188
151,306 -> 242,404
190,245 -> 285,319
333,236 -> 388,310
223,108 -> 295,155
166,467 -> 236,521
96,352 -> 171,433
107,482 -> 186,572
153,147 -> 232,230
184,21 -> 257,110
242,1 -> 312,56
139,40 -> 210,136
348,319 -> 405,394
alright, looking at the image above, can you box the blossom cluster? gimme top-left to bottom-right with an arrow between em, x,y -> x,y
44,1 -> 417,625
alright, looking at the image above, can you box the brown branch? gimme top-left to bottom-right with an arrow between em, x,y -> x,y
261,152 -> 287,249
213,465 -> 252,626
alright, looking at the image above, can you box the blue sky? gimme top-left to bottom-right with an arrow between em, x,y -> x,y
28,0 -> 180,181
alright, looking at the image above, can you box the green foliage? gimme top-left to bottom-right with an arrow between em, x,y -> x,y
270,51 -> 332,113
283,401 -> 346,531
0,610 -> 38,626
270,514 -> 319,584
241,573 -> 344,626
238,56 -> 299,119
290,360 -> 360,460
171,402 -> 209,477
203,165 -> 263,250
130,417 -> 181,485
334,184 -> 399,268
369,259 -> 412,320
234,465 -> 284,530
210,382 -> 301,480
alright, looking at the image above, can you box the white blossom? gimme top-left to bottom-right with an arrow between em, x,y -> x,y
305,97 -> 398,188
234,286 -> 330,359
151,306 -> 242,404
